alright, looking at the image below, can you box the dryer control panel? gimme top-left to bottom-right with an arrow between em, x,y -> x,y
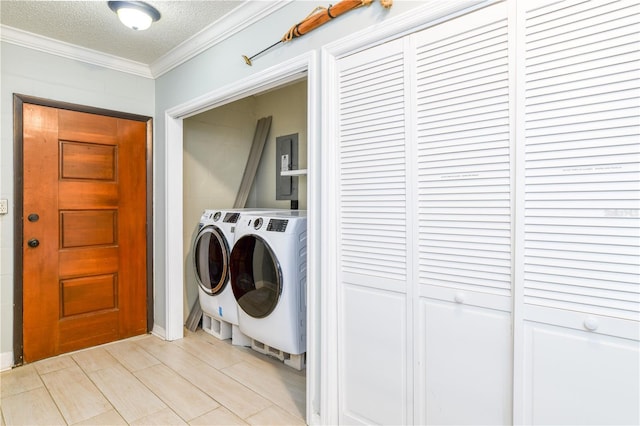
223,212 -> 240,223
267,219 -> 288,232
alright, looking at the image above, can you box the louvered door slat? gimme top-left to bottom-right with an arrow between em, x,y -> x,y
415,7 -> 511,300
338,39 -> 407,283
523,0 -> 640,327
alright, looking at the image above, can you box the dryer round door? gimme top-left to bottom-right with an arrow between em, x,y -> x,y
230,235 -> 282,318
193,225 -> 230,295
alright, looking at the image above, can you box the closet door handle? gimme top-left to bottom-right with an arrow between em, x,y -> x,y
28,238 -> 40,248
584,316 -> 599,331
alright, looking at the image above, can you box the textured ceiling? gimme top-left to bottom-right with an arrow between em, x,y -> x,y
0,1 -> 247,64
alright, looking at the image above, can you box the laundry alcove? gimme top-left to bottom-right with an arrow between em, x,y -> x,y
181,78 -> 309,414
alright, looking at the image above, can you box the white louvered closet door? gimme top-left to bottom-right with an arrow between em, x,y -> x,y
517,1 -> 640,424
412,2 -> 513,424
336,38 -> 411,425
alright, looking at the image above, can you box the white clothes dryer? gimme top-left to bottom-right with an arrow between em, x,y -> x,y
193,208 -> 283,335
230,210 -> 307,358
193,209 -> 238,327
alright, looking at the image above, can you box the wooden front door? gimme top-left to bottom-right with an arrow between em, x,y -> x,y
21,102 -> 149,362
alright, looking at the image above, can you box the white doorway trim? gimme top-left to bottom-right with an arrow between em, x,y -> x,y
163,51 -> 319,424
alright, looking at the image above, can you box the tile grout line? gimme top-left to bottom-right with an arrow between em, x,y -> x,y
186,331 -> 306,420
35,362 -> 71,425
129,342 -> 216,424
69,343 -> 177,425
136,336 -> 262,423
98,342 -> 182,425
71,354 -> 122,424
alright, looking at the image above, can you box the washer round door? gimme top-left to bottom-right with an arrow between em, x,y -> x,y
193,225 -> 230,295
230,235 -> 282,318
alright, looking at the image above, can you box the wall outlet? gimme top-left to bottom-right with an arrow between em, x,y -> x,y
0,199 -> 8,215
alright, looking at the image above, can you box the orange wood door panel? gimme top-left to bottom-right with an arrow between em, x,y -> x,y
60,210 -> 117,248
115,118 -> 148,337
60,141 -> 117,180
23,105 -> 59,362
22,104 -> 147,362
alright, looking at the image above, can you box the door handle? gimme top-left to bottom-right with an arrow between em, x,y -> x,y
28,213 -> 39,222
28,238 -> 40,248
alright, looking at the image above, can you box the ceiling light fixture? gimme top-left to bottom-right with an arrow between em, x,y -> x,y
108,1 -> 160,31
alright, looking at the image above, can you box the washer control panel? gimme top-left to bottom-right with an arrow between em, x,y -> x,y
267,219 -> 288,232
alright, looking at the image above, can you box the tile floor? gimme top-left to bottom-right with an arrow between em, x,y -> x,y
0,329 -> 306,425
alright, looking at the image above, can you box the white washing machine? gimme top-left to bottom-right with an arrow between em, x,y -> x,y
230,210 -> 307,363
192,208 -> 282,341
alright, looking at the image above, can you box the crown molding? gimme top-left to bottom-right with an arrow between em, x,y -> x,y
0,1 -> 290,80
0,25 -> 153,78
149,1 -> 290,78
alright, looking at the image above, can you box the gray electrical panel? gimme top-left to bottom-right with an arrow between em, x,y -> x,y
275,133 -> 298,201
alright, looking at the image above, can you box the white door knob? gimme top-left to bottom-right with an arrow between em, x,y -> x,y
584,316 -> 599,331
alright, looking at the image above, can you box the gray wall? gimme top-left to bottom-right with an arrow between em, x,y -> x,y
0,42 -> 155,361
0,0 -> 427,360
154,0 -> 423,330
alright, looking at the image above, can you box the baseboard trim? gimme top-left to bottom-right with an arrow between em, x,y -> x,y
1,351 -> 14,371
151,324 -> 166,340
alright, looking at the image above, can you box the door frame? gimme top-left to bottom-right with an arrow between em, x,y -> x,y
163,51 -> 319,423
12,94 -> 154,366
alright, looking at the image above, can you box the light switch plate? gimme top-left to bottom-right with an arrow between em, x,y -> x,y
0,199 -> 8,215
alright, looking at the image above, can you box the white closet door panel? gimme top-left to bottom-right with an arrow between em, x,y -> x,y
523,0 -> 640,333
418,298 -> 512,425
414,2 -> 512,304
340,284 -> 407,425
523,321 -> 640,425
338,39 -> 408,284
336,37 -> 410,425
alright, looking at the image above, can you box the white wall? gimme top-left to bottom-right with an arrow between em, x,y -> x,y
0,42 -> 154,367
182,80 -> 307,317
